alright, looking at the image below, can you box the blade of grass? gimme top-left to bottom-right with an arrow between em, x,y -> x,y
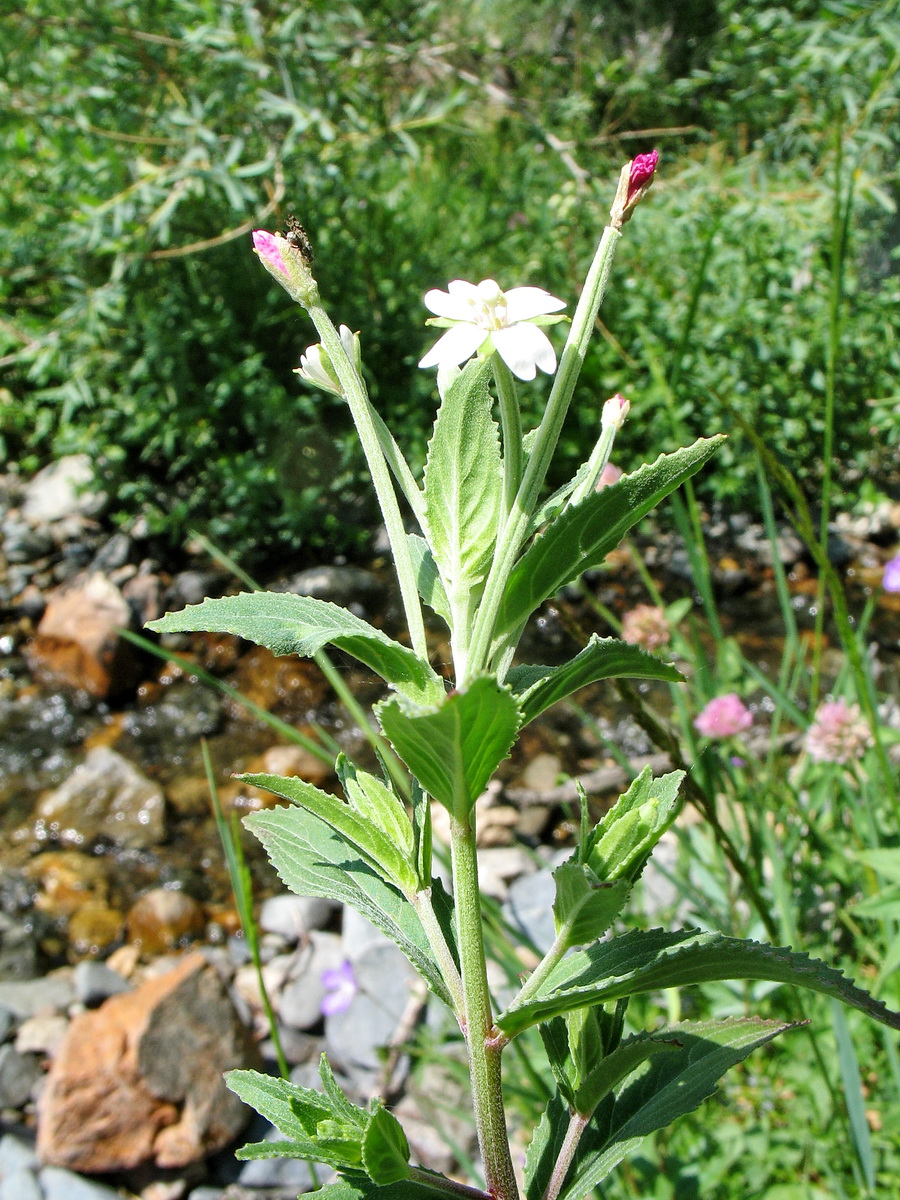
831,1001 -> 876,1194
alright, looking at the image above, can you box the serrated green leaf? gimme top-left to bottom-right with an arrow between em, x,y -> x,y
493,437 -> 724,642
851,886 -> 900,920
244,805 -> 456,1006
573,1030 -> 681,1117
377,677 -> 520,818
498,927 -> 900,1037
557,1018 -> 796,1199
309,1174 -> 478,1199
508,635 -> 683,726
319,1055 -> 367,1129
238,772 -> 416,894
362,1103 -> 411,1185
423,358 -> 502,603
226,1069 -> 329,1140
147,591 -> 444,707
552,865 -> 630,948
407,534 -> 452,625
538,1019 -> 577,1108
524,1091 -> 570,1200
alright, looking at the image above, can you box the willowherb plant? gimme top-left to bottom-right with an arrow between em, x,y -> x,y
148,152 -> 900,1200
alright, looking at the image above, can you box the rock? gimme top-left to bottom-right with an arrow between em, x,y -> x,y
287,565 -> 383,608
39,1166 -> 122,1200
72,962 -> 131,1007
0,1008 -> 12,1043
67,901 -> 124,956
15,1013 -> 69,1057
0,913 -> 40,982
505,867 -> 558,954
278,933 -> 345,1031
87,532 -> 132,574
0,1132 -> 39,1175
126,890 -> 206,957
339,908 -> 389,962
236,1122 -> 321,1191
123,682 -> 222,749
27,850 -> 110,919
258,894 -> 337,943
0,974 -> 75,1020
34,747 -> 166,849
475,846 -> 535,900
37,952 -> 255,1172
0,1167 -> 42,1200
22,455 -> 103,526
24,572 -> 139,699
1,516 -> 54,564
0,1044 -> 42,1108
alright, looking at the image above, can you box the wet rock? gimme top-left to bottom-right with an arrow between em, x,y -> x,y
22,455 -> 104,526
231,649 -> 328,723
123,683 -> 222,753
126,890 -> 206,957
24,572 -> 139,698
0,1008 -> 12,1043
37,952 -> 255,1172
168,570 -> 228,609
0,913 -> 40,982
258,894 -> 337,943
27,850 -> 110,920
67,901 -> 125,957
0,1044 -> 42,1108
34,747 -> 165,850
121,565 -> 163,626
88,533 -> 132,575
73,961 -> 131,1007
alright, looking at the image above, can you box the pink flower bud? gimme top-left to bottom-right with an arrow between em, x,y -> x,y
601,393 -> 631,430
621,604 -> 670,652
252,229 -> 289,277
626,150 -> 659,203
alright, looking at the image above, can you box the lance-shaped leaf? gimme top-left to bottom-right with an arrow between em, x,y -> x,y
362,1103 -> 411,1186
498,927 -> 900,1037
407,534 -> 451,626
508,635 -> 683,726
552,865 -> 631,949
492,437 -> 724,642
422,358 -> 503,603
148,592 -> 444,707
238,772 -> 417,895
587,767 -> 685,884
336,757 -> 415,862
525,1018 -> 796,1200
245,805 -> 456,1006
377,678 -> 520,818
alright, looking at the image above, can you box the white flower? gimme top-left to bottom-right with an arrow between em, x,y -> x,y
418,278 -> 566,382
295,324 -> 360,395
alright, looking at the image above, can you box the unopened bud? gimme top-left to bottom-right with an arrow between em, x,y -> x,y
252,228 -> 319,307
609,150 -> 659,230
295,325 -> 360,396
601,393 -> 630,430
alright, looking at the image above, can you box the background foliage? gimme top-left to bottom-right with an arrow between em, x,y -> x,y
2,0 -> 899,563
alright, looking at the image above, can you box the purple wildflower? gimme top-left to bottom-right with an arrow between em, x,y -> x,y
626,150 -> 659,203
694,694 -> 753,739
621,604 -> 670,653
321,960 -> 358,1017
882,554 -> 900,594
804,699 -> 873,765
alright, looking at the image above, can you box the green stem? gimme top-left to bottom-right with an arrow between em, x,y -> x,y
543,1111 -> 588,1200
493,357 -> 523,519
412,889 -> 465,1018
307,302 -> 428,660
464,224 -> 622,683
450,812 -> 519,1200
406,1166 -> 492,1200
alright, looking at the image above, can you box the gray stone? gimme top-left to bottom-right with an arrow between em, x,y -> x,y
0,1008 -> 12,1044
23,455 -> 103,525
278,933 -> 345,1031
0,975 -> 74,1020
236,1123 -> 321,1190
1,517 -> 54,563
258,894 -> 337,942
39,1165 -> 122,1200
0,1133 -> 39,1176
287,565 -> 383,608
0,913 -> 40,983
0,1167 -> 42,1200
475,845 -> 535,899
505,866 -> 558,954
340,907 -> 390,961
15,1013 -> 69,1057
0,1045 -> 42,1108
72,961 -> 130,1007
34,747 -> 166,850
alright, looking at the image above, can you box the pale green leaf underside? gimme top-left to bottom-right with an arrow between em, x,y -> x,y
148,591 -> 444,707
423,358 -> 502,597
499,927 -> 900,1037
508,635 -> 684,726
377,677 -> 520,817
244,805 -> 454,1006
238,772 -> 416,894
494,436 -> 724,640
407,534 -> 452,625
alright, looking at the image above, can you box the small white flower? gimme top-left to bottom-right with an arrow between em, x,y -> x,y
418,278 -> 566,382
295,324 -> 360,395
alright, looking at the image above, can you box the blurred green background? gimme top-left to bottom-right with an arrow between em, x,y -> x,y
2,0 -> 898,565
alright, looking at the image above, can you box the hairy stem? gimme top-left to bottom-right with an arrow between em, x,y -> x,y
542,1112 -> 588,1200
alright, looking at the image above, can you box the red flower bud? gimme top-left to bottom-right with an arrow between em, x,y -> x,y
626,150 -> 659,203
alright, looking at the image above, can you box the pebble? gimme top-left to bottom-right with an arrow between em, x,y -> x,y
0,1167 -> 42,1200
0,1008 -> 12,1044
505,866 -> 558,954
15,1013 -> 69,1057
72,961 -> 131,1007
236,1123 -> 321,1191
0,915 -> 39,983
0,975 -> 74,1020
39,1165 -> 122,1200
476,845 -> 536,900
278,933 -> 344,1031
22,455 -> 103,525
0,1132 -> 39,1175
258,894 -> 337,942
126,888 -> 206,956
0,1044 -> 42,1108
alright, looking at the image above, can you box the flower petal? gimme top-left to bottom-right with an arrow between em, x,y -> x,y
494,323 -> 556,380
252,229 -> 289,276
419,322 -> 488,370
424,280 -> 480,320
504,286 -> 566,323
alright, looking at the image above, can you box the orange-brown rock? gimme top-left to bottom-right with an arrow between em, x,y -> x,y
24,571 -> 140,698
126,888 -> 206,956
37,952 -> 254,1172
